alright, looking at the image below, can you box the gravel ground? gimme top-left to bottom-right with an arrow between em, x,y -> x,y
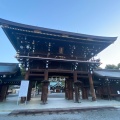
0,109 -> 120,120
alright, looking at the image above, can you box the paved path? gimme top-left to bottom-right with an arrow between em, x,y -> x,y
0,108 -> 120,120
0,93 -> 120,115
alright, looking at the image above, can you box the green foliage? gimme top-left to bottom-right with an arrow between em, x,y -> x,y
97,66 -> 102,69
105,63 -> 120,69
61,80 -> 65,86
20,65 -> 26,77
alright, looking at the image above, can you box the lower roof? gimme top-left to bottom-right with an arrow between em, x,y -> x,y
0,63 -> 19,75
94,69 -> 120,78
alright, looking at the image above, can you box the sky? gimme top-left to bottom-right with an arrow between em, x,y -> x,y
0,0 -> 120,68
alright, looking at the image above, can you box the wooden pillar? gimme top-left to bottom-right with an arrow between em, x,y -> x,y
82,87 -> 86,99
44,70 -> 48,80
88,73 -> 96,101
65,80 -> 67,99
65,79 -> 69,99
25,71 -> 29,80
41,70 -> 49,103
84,88 -> 88,99
73,71 -> 80,102
27,81 -> 32,101
41,82 -> 49,104
97,87 -> 102,98
65,79 -> 73,100
73,71 -> 77,82
107,84 -> 111,100
0,85 -> 8,102
74,86 -> 79,102
82,87 -> 88,99
69,80 -> 73,100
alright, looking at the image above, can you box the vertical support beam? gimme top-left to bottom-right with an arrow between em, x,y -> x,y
107,84 -> 111,100
82,87 -> 86,99
65,79 -> 67,99
41,82 -> 49,104
69,80 -> 73,100
0,85 -> 8,102
88,73 -> 96,101
44,70 -> 48,80
25,71 -> 29,80
73,71 -> 77,82
74,85 -> 79,102
84,88 -> 88,99
44,70 -> 48,102
27,81 -> 32,101
97,87 -> 102,98
82,87 -> 88,99
41,70 -> 49,104
65,79 -> 68,99
73,71 -> 80,102
65,79 -> 73,100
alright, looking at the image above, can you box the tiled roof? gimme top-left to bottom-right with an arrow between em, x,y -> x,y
0,63 -> 19,74
94,69 -> 120,78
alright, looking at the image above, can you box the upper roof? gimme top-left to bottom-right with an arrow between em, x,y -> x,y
94,69 -> 120,78
0,18 -> 117,41
0,18 -> 117,61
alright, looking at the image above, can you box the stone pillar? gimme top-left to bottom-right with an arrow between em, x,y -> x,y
0,85 -> 8,102
88,73 -> 96,101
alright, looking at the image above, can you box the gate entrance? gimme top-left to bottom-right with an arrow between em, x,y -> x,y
0,18 -> 117,104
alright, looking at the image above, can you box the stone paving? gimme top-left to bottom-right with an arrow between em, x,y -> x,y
0,109 -> 120,120
0,93 -> 120,115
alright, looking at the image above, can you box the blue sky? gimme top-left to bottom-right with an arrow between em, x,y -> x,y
0,0 -> 120,68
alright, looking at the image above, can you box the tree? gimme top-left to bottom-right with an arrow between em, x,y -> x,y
20,65 -> 26,77
117,63 -> 120,70
105,64 -> 117,69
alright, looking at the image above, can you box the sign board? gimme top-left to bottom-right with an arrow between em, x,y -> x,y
17,80 -> 29,105
18,80 -> 29,97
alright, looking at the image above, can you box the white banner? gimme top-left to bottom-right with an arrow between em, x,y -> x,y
19,80 -> 29,97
